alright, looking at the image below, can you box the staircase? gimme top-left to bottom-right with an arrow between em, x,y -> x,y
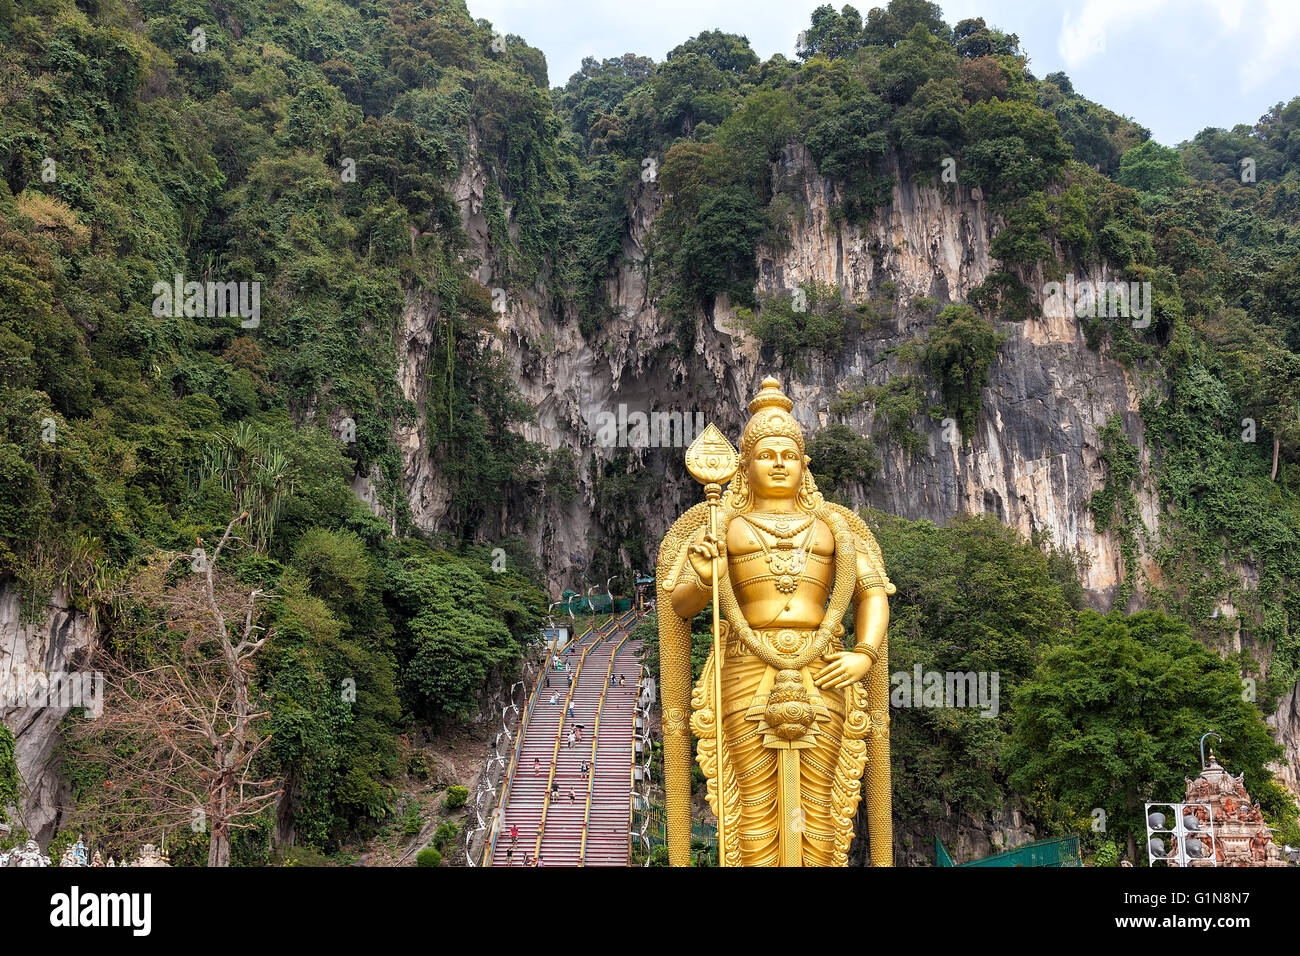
487,610 -> 642,866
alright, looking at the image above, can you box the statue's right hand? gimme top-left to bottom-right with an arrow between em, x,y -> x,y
688,533 -> 721,586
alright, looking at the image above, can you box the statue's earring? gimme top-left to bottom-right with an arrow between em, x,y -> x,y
798,465 -> 815,508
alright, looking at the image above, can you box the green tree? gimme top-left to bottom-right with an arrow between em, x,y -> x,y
0,724 -> 19,825
741,282 -> 850,360
416,847 -> 442,867
875,22 -> 959,106
807,424 -> 880,499
386,554 -> 536,725
671,186 -> 767,309
893,77 -> 965,163
1258,346 -> 1300,482
1117,140 -> 1190,197
798,5 -> 865,61
963,99 -> 1071,196
805,96 -> 892,219
262,528 -> 402,848
923,305 -> 1006,441
870,510 -> 1075,844
863,0 -> 951,48
989,193 -> 1054,265
1005,610 -> 1295,862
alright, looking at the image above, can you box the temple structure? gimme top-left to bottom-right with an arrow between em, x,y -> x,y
1178,752 -> 1288,867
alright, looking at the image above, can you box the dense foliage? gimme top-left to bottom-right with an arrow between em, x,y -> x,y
870,510 -> 1076,847
0,725 -> 18,825
3,0 -> 1299,863
1006,610 -> 1299,853
0,0 -> 551,859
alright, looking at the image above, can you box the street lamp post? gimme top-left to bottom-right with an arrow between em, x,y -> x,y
545,601 -> 561,660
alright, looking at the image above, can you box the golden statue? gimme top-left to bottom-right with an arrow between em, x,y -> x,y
656,377 -> 894,866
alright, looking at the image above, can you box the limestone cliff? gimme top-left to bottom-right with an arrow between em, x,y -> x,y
3,132 -> 1292,848
0,587 -> 95,844
1268,682 -> 1300,801
400,143 -> 1158,606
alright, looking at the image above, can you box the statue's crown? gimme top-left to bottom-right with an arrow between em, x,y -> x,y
748,376 -> 794,415
741,376 -> 804,459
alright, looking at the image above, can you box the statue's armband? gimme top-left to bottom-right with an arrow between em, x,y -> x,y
852,530 -> 896,602
663,538 -> 689,592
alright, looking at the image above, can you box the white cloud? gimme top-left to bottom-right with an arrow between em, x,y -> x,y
1201,0 -> 1242,31
1240,0 -> 1300,92
1057,0 -> 1170,69
1056,0 -> 1300,93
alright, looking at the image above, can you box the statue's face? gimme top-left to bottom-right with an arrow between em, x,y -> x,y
747,436 -> 803,499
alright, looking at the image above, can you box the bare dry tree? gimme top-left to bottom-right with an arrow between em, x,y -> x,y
66,427 -> 291,865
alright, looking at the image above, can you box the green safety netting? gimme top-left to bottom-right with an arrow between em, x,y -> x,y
635,812 -> 1081,867
935,834 -> 1081,867
560,590 -> 631,613
636,802 -> 717,850
635,806 -> 1080,866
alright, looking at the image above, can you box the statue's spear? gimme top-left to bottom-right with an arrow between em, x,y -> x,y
685,424 -> 739,867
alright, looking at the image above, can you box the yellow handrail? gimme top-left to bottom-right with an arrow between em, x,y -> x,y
579,630 -> 634,864
629,649 -> 645,865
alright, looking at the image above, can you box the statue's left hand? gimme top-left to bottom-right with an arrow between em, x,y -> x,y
813,651 -> 873,690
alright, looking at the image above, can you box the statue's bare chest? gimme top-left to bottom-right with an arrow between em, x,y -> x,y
726,513 -> 835,594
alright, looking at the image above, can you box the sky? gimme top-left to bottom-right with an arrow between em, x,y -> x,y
464,0 -> 1300,146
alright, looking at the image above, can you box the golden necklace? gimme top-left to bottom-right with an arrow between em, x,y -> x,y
741,512 -> 814,539
740,514 -> 816,594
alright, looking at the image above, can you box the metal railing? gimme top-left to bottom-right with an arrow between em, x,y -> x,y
631,658 -> 655,865
480,608 -> 640,866
479,626 -> 589,866
465,668 -> 533,867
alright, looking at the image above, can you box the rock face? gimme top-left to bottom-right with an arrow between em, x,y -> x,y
5,133 -> 1292,853
1267,682 -> 1300,800
747,147 -> 1161,605
906,798 -> 1042,867
0,587 -> 96,845
401,143 -> 1156,603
